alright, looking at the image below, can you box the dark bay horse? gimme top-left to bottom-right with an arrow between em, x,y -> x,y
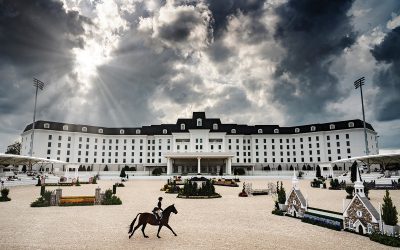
128,204 -> 178,239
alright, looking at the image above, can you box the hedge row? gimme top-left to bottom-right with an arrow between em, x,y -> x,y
369,233 -> 400,247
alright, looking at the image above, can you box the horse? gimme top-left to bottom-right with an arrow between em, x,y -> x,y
128,204 -> 178,239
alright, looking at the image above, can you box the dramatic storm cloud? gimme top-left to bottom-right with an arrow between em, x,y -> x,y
272,0 -> 356,122
0,0 -> 400,152
371,27 -> 400,121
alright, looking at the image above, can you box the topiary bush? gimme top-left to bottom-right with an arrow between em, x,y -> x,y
101,189 -> 122,205
329,179 -> 341,190
234,168 -> 245,175
31,190 -> 52,207
0,188 -> 11,202
382,190 -> 398,226
103,165 -> 109,171
277,182 -> 286,204
152,168 -> 163,176
345,186 -> 354,199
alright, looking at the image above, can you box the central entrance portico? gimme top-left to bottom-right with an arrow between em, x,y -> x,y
164,152 -> 234,175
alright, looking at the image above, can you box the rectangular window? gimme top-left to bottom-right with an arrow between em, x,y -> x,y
316,136 -> 319,141
79,137 -> 82,142
47,149 -> 51,154
347,148 -> 351,154
346,134 -> 349,139
48,135 -> 52,140
336,135 -> 339,140
337,142 -> 340,147
68,136 -> 71,142
48,142 -> 51,147
86,138 -> 89,143
327,135 -> 330,141
337,149 -> 341,154
346,141 -> 350,147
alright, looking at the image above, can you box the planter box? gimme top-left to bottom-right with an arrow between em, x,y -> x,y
383,224 -> 400,236
278,203 -> 287,211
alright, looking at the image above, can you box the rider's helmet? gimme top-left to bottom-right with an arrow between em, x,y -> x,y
158,197 -> 163,201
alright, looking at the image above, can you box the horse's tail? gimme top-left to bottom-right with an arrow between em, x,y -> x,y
128,213 -> 141,234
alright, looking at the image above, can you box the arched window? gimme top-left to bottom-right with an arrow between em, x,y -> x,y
44,123 -> 50,129
197,118 -> 202,127
357,210 -> 362,218
82,127 -> 87,132
63,125 -> 68,131
213,123 -> 218,130
98,128 -> 103,134
274,129 -> 279,134
120,129 -> 125,135
295,128 -> 300,133
348,122 -> 354,128
231,129 -> 236,134
136,129 -> 141,135
329,124 -> 335,130
310,126 -> 316,132
258,129 -> 263,134
163,129 -> 167,134
180,124 -> 185,130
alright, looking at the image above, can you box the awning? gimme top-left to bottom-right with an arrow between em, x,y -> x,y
331,153 -> 400,168
0,153 -> 65,166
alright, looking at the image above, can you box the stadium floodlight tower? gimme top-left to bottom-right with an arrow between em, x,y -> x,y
29,78 -> 46,157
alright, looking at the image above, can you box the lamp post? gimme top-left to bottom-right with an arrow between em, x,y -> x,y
29,78 -> 46,158
354,77 -> 370,172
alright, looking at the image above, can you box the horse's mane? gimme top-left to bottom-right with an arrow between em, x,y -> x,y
163,204 -> 175,214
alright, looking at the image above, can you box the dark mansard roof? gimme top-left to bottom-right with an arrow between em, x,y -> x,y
23,112 -> 375,136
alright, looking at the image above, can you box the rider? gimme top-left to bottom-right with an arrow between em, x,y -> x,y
152,197 -> 163,223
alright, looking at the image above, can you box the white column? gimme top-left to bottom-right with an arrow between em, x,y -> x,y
167,158 -> 171,175
197,157 -> 201,174
226,158 -> 232,175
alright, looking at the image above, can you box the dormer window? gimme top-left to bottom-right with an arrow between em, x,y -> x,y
136,129 -> 141,135
329,124 -> 335,130
357,210 -> 362,218
348,122 -> 354,128
231,129 -> 236,134
295,128 -> 300,133
163,129 -> 167,134
98,128 -> 103,134
274,129 -> 279,134
120,129 -> 125,135
310,126 -> 316,132
213,123 -> 218,130
44,123 -> 50,129
180,124 -> 185,130
82,127 -> 87,132
258,129 -> 263,134
197,118 -> 202,127
63,125 -> 68,131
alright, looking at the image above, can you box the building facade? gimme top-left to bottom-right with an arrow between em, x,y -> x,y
20,112 -> 379,175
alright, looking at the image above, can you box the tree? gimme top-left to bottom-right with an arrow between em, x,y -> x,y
345,186 -> 354,199
120,168 -> 126,178
316,165 -> 321,178
333,164 -> 339,171
219,166 -> 223,176
277,165 -> 282,171
104,165 -> 109,171
382,190 -> 398,226
22,165 -> 27,173
350,161 -> 358,183
5,141 -> 21,155
278,182 -> 286,204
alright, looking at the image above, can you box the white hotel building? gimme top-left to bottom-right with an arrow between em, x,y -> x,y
20,112 -> 379,175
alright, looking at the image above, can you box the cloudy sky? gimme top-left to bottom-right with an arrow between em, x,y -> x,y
1,0 -> 400,153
